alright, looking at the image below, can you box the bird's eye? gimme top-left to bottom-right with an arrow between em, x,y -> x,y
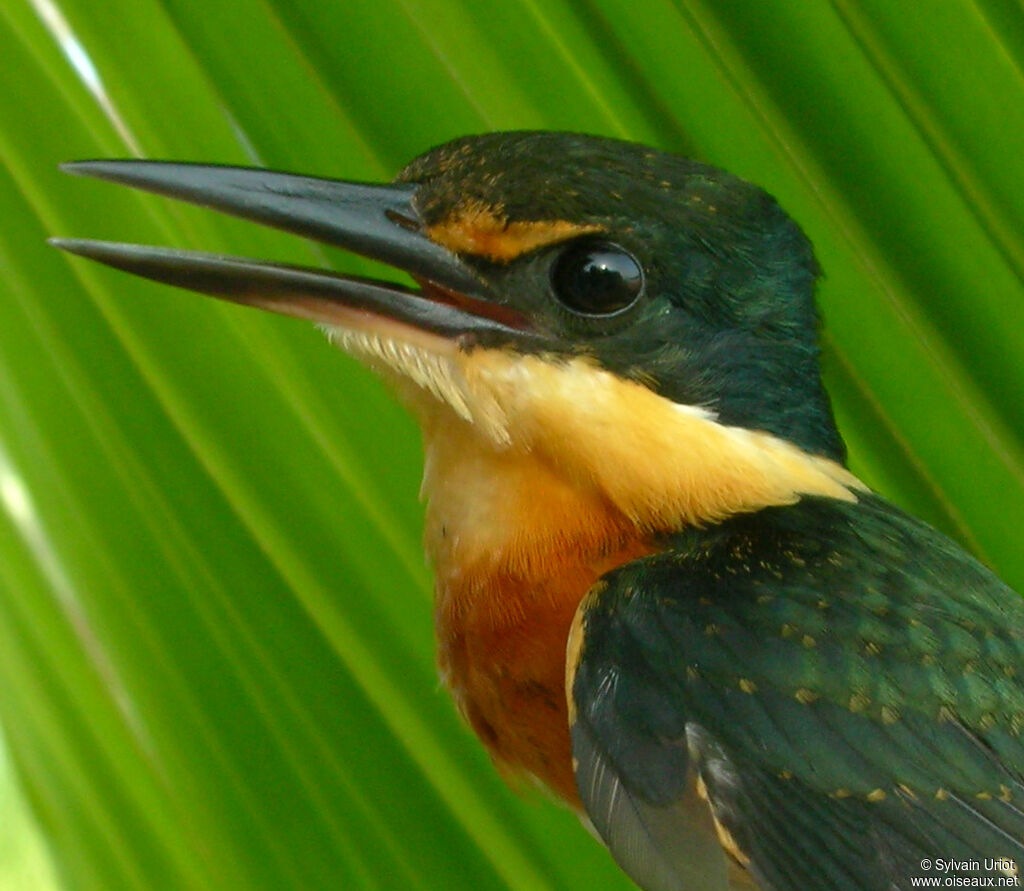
550,241 -> 644,316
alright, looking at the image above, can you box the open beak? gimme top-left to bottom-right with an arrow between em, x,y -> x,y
50,160 -> 532,345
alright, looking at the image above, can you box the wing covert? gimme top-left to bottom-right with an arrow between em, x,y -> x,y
568,494 -> 1024,891
569,582 -> 733,891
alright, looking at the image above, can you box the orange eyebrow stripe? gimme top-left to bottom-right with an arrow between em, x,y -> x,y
426,203 -> 602,262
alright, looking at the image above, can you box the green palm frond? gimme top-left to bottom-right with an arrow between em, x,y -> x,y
1,1 -> 1022,889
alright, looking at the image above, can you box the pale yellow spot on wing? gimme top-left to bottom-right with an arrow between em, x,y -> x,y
848,692 -> 871,712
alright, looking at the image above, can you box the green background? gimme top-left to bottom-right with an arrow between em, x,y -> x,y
1,1 -> 1023,888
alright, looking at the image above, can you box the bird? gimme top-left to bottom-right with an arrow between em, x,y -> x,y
51,131 -> 1024,891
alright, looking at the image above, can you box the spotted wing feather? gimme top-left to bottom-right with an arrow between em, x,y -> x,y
569,494 -> 1024,890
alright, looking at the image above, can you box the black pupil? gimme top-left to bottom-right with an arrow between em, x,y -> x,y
551,242 -> 643,315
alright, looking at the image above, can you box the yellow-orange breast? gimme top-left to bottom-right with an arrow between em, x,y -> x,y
398,346 -> 863,806
435,529 -> 654,804
422,420 -> 656,804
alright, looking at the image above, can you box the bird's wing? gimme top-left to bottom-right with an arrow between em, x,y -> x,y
568,494 -> 1024,891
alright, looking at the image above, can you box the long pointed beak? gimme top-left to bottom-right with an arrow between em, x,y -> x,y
50,160 -> 531,343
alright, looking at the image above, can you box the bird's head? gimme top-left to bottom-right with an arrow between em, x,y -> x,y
398,132 -> 840,459
53,132 -> 859,532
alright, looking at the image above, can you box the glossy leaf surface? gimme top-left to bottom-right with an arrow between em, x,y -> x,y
0,1 -> 1021,889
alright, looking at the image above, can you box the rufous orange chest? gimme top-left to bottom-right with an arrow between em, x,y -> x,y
407,349 -> 862,805
421,423 -> 655,804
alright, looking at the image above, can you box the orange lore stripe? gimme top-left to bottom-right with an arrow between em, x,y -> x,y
426,202 -> 602,262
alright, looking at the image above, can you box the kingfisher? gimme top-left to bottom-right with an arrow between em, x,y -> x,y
53,132 -> 1024,890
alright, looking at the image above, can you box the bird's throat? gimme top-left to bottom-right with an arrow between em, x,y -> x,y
357,340 -> 867,801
